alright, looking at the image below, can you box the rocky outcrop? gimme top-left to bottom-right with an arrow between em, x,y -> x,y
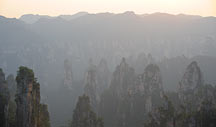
144,61 -> 205,127
99,58 -> 165,127
144,96 -> 175,127
99,58 -> 136,127
71,95 -> 103,127
97,58 -> 110,94
128,64 -> 164,113
173,61 -> 216,127
15,66 -> 41,127
0,68 -> 10,127
84,58 -> 111,112
6,74 -> 16,100
109,57 -> 135,98
144,64 -> 164,112
179,61 -> 203,92
63,59 -> 73,90
84,60 -> 99,111
178,61 -> 204,104
39,104 -> 51,127
143,64 -> 163,94
99,59 -> 216,127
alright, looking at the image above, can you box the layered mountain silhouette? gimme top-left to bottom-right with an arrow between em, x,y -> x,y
1,12 -> 216,127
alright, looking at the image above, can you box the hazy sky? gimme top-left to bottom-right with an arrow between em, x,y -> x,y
0,0 -> 215,18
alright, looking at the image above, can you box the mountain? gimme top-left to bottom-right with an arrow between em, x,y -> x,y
83,58 -> 111,112
16,66 -> 50,127
84,60 -> 100,112
58,12 -> 88,21
99,58 -> 166,127
179,61 -> 203,93
1,12 -> 216,127
19,14 -> 53,24
1,12 -> 216,77
70,95 -> 103,127
19,12 -> 88,24
159,55 -> 216,91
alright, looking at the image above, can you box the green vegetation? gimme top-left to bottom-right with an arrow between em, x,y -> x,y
144,92 -> 216,127
39,104 -> 51,127
16,66 -> 35,85
8,101 -> 16,127
70,95 -> 104,127
15,66 -> 50,127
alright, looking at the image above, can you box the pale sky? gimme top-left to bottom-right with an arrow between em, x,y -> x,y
0,0 -> 215,18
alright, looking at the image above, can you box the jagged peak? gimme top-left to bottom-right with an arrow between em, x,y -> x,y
16,66 -> 35,84
143,63 -> 163,92
120,57 -> 127,67
187,61 -> 198,69
145,64 -> 160,74
180,61 -> 204,91
118,57 -> 133,74
186,61 -> 203,83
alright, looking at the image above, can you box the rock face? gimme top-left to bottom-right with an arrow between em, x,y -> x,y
142,61 -> 216,127
143,64 -> 163,94
84,62 -> 99,111
97,58 -> 110,94
99,58 -> 136,127
129,63 -> 163,95
71,95 -> 103,127
6,74 -> 16,100
98,59 -> 216,127
63,59 -> 73,90
108,58 -> 136,126
39,104 -> 51,127
15,66 -> 41,127
109,57 -> 135,98
128,64 -> 164,113
0,68 -> 10,127
144,96 -> 175,127
179,61 -> 203,92
178,61 -> 204,103
143,64 -> 164,112
99,58 -> 165,127
84,58 -> 110,112
171,61 -> 216,127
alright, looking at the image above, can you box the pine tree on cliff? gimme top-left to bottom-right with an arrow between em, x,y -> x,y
71,95 -> 104,127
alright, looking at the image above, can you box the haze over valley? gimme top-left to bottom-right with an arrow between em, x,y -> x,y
0,11 -> 216,127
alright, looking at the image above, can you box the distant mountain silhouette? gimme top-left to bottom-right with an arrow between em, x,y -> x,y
1,12 -> 216,127
19,12 -> 89,24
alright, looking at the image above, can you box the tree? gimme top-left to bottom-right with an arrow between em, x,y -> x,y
70,95 -> 104,127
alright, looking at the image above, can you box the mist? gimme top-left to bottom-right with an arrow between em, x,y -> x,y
0,12 -> 216,127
